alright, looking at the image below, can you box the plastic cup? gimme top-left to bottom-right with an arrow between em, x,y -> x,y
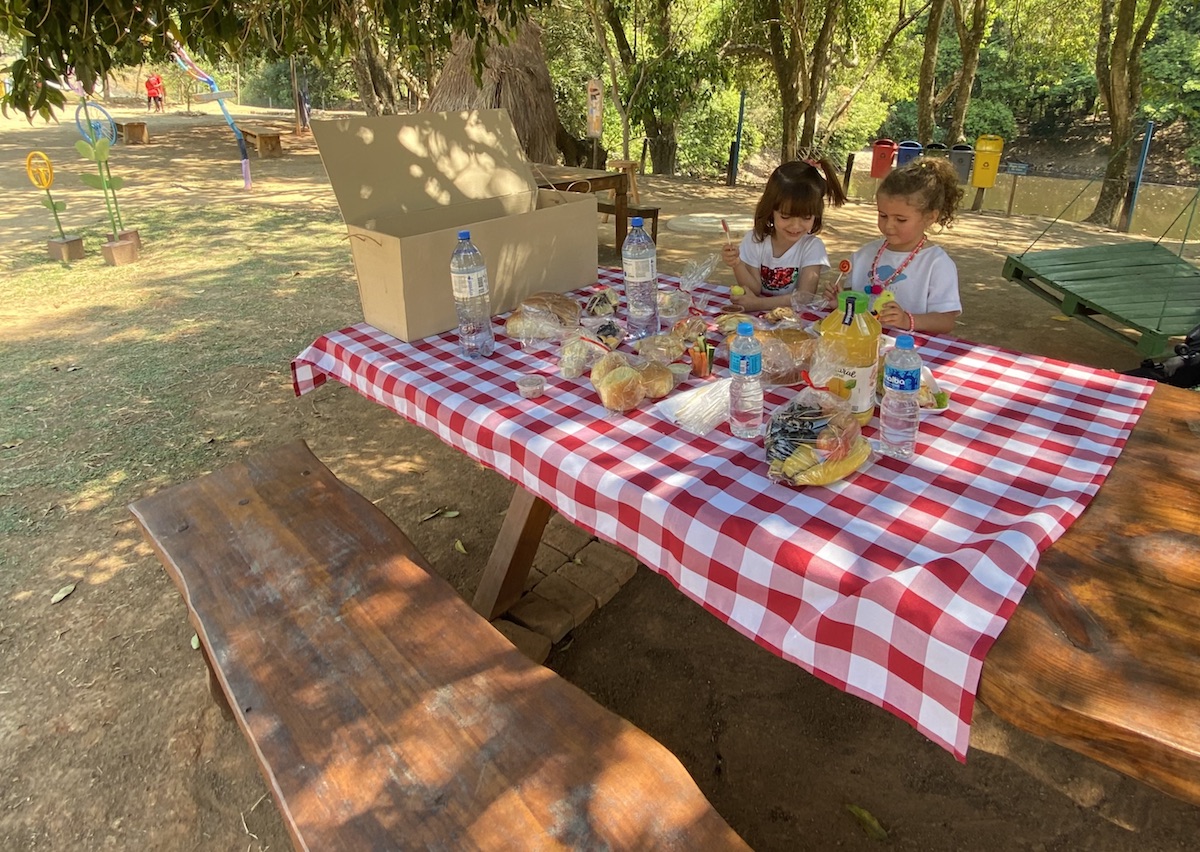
516,375 -> 545,399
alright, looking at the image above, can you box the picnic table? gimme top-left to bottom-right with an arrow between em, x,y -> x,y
534,164 -> 631,243
292,268 -> 1200,803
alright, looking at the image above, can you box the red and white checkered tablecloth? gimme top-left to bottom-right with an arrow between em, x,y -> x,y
292,268 -> 1154,760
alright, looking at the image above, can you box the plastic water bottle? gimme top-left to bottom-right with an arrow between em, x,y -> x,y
879,334 -> 922,459
729,322 -> 764,439
450,230 -> 495,358
622,216 -> 658,340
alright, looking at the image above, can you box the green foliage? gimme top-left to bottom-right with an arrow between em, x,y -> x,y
240,58 -> 357,109
1142,0 -> 1200,127
676,87 -> 761,178
963,98 -> 1017,142
0,0 -> 549,119
75,138 -> 111,163
875,97 -> 1015,146
537,4 -> 602,139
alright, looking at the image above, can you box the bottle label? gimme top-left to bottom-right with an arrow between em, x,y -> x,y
731,350 -> 762,377
623,255 -> 656,284
451,269 -> 488,299
884,365 -> 921,392
830,363 -> 876,417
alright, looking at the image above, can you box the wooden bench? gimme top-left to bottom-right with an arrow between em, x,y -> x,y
129,440 -> 748,851
598,200 -> 660,242
241,126 -> 284,159
114,121 -> 149,144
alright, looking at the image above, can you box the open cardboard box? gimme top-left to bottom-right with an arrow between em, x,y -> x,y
312,110 -> 599,342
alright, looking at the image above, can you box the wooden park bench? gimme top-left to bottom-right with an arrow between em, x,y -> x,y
114,121 -> 149,144
598,200 -> 661,242
128,440 -> 748,851
241,126 -> 284,159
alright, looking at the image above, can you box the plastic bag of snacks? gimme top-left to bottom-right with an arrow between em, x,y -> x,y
558,329 -> 611,379
764,387 -> 873,487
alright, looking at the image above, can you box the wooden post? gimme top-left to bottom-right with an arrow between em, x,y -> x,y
971,187 -> 986,212
843,153 -> 855,197
1006,175 -> 1019,217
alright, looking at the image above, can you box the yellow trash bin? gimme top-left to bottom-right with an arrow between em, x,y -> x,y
971,135 -> 1004,188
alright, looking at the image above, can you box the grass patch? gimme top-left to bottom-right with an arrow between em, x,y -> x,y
0,200 -> 360,536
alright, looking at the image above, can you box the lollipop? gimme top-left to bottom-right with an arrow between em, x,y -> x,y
721,218 -> 733,246
831,258 -> 851,291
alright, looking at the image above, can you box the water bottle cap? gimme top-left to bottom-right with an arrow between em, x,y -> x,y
737,321 -> 754,336
631,217 -> 644,227
896,334 -> 915,349
457,230 -> 470,240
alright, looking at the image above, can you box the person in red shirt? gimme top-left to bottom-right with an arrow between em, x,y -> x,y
145,74 -> 164,113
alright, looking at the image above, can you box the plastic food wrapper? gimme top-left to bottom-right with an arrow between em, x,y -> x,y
635,332 -> 686,364
765,388 -> 874,486
505,292 -> 581,346
558,329 -> 610,379
655,378 -> 731,435
715,327 -> 818,386
680,253 -> 720,293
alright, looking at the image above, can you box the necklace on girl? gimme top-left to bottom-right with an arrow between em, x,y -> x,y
866,236 -> 926,295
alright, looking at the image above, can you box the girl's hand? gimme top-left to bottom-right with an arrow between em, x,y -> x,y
721,243 -> 740,269
876,301 -> 909,330
821,277 -> 843,305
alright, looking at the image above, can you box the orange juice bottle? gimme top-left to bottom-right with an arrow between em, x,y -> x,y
817,292 -> 882,424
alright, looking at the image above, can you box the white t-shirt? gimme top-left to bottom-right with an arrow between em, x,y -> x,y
738,232 -> 830,296
846,238 -> 961,315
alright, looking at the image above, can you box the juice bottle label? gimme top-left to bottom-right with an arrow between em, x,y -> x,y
829,363 -> 877,418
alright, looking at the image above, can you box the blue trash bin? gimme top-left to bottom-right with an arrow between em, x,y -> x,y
897,140 -> 924,167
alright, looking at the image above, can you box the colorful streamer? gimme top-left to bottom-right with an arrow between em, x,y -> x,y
168,36 -> 252,189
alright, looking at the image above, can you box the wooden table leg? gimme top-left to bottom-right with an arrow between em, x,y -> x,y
472,486 -> 553,620
615,181 -> 629,246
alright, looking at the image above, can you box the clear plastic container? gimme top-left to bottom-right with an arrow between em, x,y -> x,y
516,375 -> 545,399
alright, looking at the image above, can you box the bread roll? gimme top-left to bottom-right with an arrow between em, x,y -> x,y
637,361 -> 675,399
595,365 -> 646,412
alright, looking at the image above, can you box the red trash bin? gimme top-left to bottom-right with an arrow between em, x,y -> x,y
870,139 -> 897,178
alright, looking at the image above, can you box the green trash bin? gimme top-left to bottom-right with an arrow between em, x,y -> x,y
972,135 -> 1004,188
949,144 -> 974,184
924,143 -> 949,159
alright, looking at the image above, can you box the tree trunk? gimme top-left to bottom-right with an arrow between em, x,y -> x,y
916,0 -> 948,143
946,0 -> 988,143
1085,0 -> 1164,225
349,34 -> 401,115
780,93 -> 803,163
644,116 -> 677,175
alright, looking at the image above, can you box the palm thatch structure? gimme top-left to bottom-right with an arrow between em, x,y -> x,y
426,22 -> 560,164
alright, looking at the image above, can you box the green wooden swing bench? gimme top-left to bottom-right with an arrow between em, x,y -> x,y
1001,176 -> 1200,358
1001,241 -> 1200,356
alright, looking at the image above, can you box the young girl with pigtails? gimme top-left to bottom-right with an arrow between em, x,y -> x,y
825,156 -> 964,335
722,158 -> 847,313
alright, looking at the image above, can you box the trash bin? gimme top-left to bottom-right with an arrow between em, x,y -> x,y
924,142 -> 949,159
870,139 -> 897,178
896,140 -> 924,167
949,144 -> 974,184
971,134 -> 1004,188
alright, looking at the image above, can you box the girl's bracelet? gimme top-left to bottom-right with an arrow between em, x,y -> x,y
907,311 -> 917,333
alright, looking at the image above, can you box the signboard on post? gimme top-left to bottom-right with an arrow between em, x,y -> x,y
586,79 -> 603,139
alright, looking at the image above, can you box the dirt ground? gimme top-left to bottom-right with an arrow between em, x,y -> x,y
2,104 -> 1199,851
